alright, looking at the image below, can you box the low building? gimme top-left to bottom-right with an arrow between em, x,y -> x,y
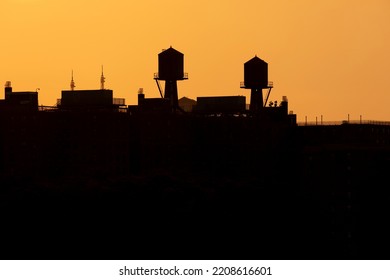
58,89 -> 125,111
0,81 -> 38,111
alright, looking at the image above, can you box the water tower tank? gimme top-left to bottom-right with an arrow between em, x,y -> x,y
158,47 -> 184,80
244,56 -> 268,89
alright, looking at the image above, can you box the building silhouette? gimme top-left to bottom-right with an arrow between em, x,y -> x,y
0,81 -> 38,111
0,48 -> 389,260
57,70 -> 126,112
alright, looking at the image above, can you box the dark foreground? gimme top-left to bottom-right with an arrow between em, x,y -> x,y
1,113 -> 390,259
1,168 -> 389,260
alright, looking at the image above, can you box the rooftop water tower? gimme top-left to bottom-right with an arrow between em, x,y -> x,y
240,55 -> 273,113
154,47 -> 188,112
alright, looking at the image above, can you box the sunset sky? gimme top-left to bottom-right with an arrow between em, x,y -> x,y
1,0 -> 389,122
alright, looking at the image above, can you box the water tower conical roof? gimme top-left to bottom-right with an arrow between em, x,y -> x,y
244,55 -> 268,89
245,55 -> 267,66
158,46 -> 185,80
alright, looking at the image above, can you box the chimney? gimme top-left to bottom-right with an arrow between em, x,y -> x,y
138,88 -> 145,106
5,81 -> 12,98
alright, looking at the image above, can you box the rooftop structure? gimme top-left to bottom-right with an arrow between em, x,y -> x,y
240,55 -> 273,113
0,81 -> 39,111
57,70 -> 125,111
154,46 -> 188,113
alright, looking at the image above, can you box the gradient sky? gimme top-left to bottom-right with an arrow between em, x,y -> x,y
1,0 -> 389,122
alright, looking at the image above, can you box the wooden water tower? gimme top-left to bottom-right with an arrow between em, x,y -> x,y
240,55 -> 273,113
154,46 -> 188,112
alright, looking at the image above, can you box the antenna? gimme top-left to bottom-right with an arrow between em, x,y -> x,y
100,65 -> 105,90
70,70 -> 75,91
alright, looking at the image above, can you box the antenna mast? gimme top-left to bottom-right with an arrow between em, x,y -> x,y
70,70 -> 75,91
100,65 -> 105,90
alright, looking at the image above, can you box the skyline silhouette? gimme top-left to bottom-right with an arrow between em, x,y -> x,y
1,47 -> 390,260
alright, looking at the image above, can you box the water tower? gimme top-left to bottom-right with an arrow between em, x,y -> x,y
240,55 -> 273,113
154,46 -> 188,112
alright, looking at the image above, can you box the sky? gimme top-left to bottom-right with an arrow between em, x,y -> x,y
1,0 -> 389,122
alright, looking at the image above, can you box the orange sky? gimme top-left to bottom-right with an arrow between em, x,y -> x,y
1,0 -> 389,122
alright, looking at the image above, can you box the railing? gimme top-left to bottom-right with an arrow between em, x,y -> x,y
113,98 -> 125,105
56,98 -> 125,106
154,72 -> 188,79
240,81 -> 273,88
297,120 -> 390,126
